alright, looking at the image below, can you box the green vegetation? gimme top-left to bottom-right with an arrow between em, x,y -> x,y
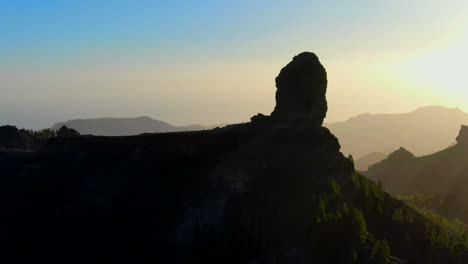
21,128 -> 57,141
400,194 -> 468,259
224,172 -> 468,263
22,126 -> 79,141
370,239 -> 391,264
365,141 -> 468,224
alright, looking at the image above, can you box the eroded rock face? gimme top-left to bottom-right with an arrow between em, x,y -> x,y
271,52 -> 328,125
456,125 -> 468,145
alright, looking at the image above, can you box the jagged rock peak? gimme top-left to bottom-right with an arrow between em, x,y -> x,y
271,52 -> 328,125
456,125 -> 468,145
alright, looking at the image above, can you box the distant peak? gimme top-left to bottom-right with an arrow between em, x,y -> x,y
387,147 -> 415,160
412,105 -> 460,113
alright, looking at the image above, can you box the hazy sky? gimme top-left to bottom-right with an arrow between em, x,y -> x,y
2,1 -> 468,129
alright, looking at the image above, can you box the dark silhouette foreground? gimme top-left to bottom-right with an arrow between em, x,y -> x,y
0,52 -> 466,263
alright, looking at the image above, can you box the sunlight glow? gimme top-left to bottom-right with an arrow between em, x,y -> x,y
402,34 -> 468,104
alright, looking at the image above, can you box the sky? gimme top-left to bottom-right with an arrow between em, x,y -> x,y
1,0 -> 468,129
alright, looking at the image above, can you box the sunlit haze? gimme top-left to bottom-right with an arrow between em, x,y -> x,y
2,0 -> 468,129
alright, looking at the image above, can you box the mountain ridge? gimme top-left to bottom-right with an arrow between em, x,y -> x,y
365,125 -> 468,222
327,106 -> 464,125
325,105 -> 468,158
51,116 -> 217,136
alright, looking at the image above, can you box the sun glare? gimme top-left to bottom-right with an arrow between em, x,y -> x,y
402,36 -> 468,101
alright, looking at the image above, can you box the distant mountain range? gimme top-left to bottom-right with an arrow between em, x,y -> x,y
325,106 -> 468,159
51,116 -> 224,136
52,106 -> 468,157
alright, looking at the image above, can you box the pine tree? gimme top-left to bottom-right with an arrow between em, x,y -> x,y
370,239 -> 391,264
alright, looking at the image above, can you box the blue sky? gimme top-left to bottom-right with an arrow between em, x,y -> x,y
0,1 -> 451,62
2,1 -> 359,63
2,1 -> 468,129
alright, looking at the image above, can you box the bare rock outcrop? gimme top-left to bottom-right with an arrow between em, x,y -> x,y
456,125 -> 468,145
271,52 -> 328,125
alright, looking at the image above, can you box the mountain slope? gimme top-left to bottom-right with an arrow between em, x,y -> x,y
355,152 -> 388,171
51,116 -> 207,136
365,125 -> 468,222
326,106 -> 468,158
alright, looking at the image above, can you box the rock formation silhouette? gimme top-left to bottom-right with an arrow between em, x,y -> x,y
0,52 -> 464,263
271,52 -> 328,125
456,125 -> 468,145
